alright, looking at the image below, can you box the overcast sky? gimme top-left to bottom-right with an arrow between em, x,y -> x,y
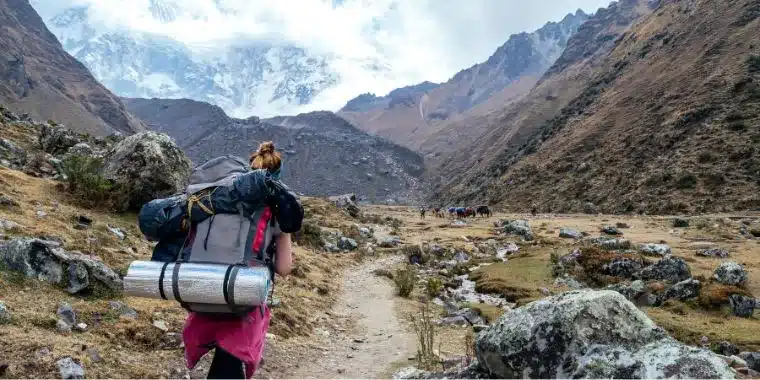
33,0 -> 613,113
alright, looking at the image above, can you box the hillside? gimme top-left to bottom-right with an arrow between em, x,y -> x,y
123,98 -> 424,203
338,10 -> 589,151
0,0 -> 143,136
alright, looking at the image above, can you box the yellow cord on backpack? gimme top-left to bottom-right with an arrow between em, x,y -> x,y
187,187 -> 218,221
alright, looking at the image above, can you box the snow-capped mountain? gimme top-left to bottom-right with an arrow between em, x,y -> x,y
30,1 -> 339,118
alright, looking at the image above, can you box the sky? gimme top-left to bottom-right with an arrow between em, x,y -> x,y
32,0 -> 613,115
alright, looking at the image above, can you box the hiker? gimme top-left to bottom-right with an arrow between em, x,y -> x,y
183,142 -> 294,379
420,207 -> 427,219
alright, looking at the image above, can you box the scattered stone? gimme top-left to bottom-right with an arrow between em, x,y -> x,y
337,237 -> 358,251
266,333 -> 276,341
615,222 -> 631,229
358,227 -> 373,239
75,322 -> 88,332
439,308 -> 485,326
501,220 -> 534,241
559,228 -> 583,239
496,243 -> 519,260
451,219 -> 468,227
429,244 -> 446,257
107,225 -> 126,240
328,194 -> 361,218
607,280 -> 647,301
0,219 -> 21,231
57,302 -> 77,326
475,290 -> 733,379
554,275 -> 585,289
56,319 -> 72,334
590,237 -> 632,250
713,261 -> 748,287
659,278 -> 701,303
108,301 -> 138,320
638,256 -> 691,283
741,352 -> 760,371
601,226 -> 623,236
152,320 -> 169,332
716,341 -> 740,357
729,294 -> 756,318
36,210 -> 47,218
55,357 -> 85,379
605,257 -> 644,279
697,248 -> 730,258
673,217 -> 690,228
378,237 -> 401,248
0,195 -> 20,209
639,243 -> 672,257
0,301 -> 11,324
324,242 -> 340,253
65,262 -> 90,294
454,251 -> 470,263
86,348 -> 102,363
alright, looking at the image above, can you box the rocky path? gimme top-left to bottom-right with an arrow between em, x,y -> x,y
259,255 -> 417,379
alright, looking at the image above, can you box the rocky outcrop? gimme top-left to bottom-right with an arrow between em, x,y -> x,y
0,238 -> 122,294
712,261 -> 748,287
103,132 -> 191,211
499,220 -> 534,241
474,290 -> 734,379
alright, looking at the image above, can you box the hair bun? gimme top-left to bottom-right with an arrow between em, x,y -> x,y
257,141 -> 275,155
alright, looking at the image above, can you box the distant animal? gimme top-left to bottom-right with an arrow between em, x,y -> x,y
448,207 -> 456,218
455,207 -> 467,219
476,205 -> 492,218
419,208 -> 427,219
465,207 -> 476,218
433,207 -> 444,218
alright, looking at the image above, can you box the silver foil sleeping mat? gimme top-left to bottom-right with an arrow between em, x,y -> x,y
124,261 -> 270,306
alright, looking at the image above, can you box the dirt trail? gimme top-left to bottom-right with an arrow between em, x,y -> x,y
264,255 -> 417,379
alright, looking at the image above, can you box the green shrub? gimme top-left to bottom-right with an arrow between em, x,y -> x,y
676,173 -> 697,189
62,154 -> 118,209
425,277 -> 443,298
748,55 -> 760,73
409,299 -> 438,370
394,266 -> 417,298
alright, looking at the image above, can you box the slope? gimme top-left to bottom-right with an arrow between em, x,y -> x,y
124,98 -> 424,202
338,10 -> 589,151
0,0 -> 143,136
431,0 -> 760,214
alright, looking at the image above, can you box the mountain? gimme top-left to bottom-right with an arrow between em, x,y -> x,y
28,1 -> 340,118
0,0 -> 143,136
124,97 -> 424,202
338,10 -> 589,151
430,0 -> 760,214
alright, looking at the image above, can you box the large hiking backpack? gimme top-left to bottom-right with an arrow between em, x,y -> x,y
177,156 -> 279,316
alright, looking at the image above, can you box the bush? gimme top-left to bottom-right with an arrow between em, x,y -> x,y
62,154 -> 119,209
409,299 -> 438,370
425,277 -> 443,298
675,173 -> 697,189
394,266 -> 417,298
402,244 -> 429,265
748,55 -> 760,73
295,220 -> 323,249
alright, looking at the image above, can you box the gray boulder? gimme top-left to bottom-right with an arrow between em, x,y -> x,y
103,132 -> 191,211
39,124 -> 81,155
108,301 -> 138,320
559,228 -> 583,239
673,217 -> 690,228
328,194 -> 361,218
742,352 -> 760,372
697,248 -> 730,258
55,357 -> 85,379
337,237 -> 358,251
439,308 -> 484,326
502,220 -> 534,241
601,226 -> 623,236
0,301 -> 10,324
638,257 -> 691,283
607,280 -> 646,301
590,237 -> 632,250
604,257 -> 644,279
475,290 -> 733,379
716,341 -> 740,356
378,237 -> 401,248
639,243 -> 672,257
0,239 -> 123,293
729,295 -> 755,318
57,302 -> 77,327
659,278 -> 701,304
712,261 -> 748,287
0,138 -> 27,168
65,143 -> 95,157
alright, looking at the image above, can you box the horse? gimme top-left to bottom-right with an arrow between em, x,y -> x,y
433,207 -> 444,218
465,207 -> 476,218
448,207 -> 457,218
476,205 -> 492,218
455,207 -> 467,219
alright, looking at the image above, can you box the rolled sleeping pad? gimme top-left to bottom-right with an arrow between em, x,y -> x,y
124,261 -> 271,307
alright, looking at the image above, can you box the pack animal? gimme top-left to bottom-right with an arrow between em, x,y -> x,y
476,205 -> 492,218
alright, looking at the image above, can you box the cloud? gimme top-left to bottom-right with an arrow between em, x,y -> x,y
32,0 -> 613,116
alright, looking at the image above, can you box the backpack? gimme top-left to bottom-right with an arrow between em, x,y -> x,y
177,156 -> 279,316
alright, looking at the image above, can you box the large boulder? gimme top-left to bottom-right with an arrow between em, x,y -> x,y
501,220 -> 534,241
0,239 -> 122,294
712,261 -> 748,287
475,290 -> 733,379
103,132 -> 191,211
659,278 -> 701,304
39,124 -> 81,155
637,257 -> 691,283
328,194 -> 361,218
639,243 -> 672,257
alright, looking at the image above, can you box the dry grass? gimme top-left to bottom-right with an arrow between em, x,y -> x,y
469,253 -> 553,304
646,306 -> 760,352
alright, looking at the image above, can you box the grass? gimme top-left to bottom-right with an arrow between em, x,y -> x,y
469,254 -> 553,304
408,299 -> 438,371
470,303 -> 506,323
295,220 -> 324,249
646,306 -> 760,352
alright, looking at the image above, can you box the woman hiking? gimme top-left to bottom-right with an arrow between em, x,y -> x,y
182,141 -> 294,379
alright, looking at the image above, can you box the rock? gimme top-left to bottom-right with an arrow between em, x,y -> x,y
439,308 -> 485,326
639,243 -> 672,257
616,222 -> 631,229
57,302 -> 77,326
0,195 -> 20,210
75,322 -> 88,332
716,341 -> 740,356
500,220 -> 534,241
0,239 -> 123,293
713,261 -> 748,287
0,219 -> 21,231
107,225 -> 126,240
55,357 -> 85,379
729,295 -> 755,318
451,219 -> 467,227
475,290 -> 733,379
103,132 -> 192,211
429,244 -> 446,257
554,275 -> 585,289
153,320 -> 169,332
638,256 -> 691,283
673,217 -> 690,228
108,301 -> 138,320
601,226 -> 623,236
39,125 -> 81,155
323,242 -> 340,253
604,257 -> 644,279
337,237 -> 358,251
56,319 -> 72,334
454,251 -> 470,263
741,352 -> 760,371
559,228 -> 583,239
86,348 -> 102,363
66,143 -> 95,157
607,280 -> 646,301
496,243 -> 520,260
697,248 -> 730,258
589,237 -> 632,250
65,262 -> 90,294
378,237 -> 401,248
659,278 -> 701,303
328,194 -> 361,218
0,301 -> 10,324
36,210 -> 47,218
359,227 -> 373,239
